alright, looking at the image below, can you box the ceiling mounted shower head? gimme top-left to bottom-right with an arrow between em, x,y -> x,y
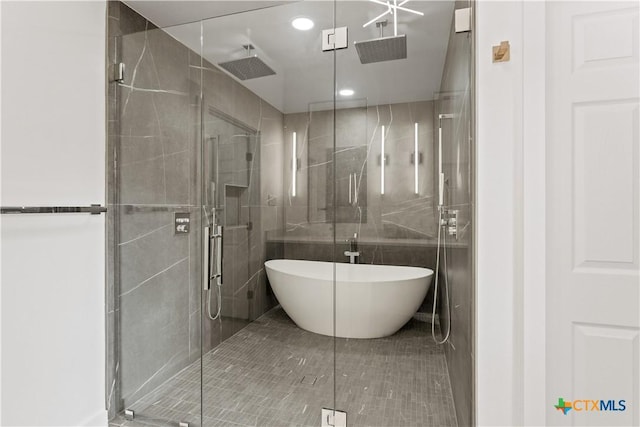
355,20 -> 407,64
218,44 -> 276,81
355,34 -> 407,64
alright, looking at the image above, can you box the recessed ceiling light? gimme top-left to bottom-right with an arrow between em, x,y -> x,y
292,17 -> 314,31
339,88 -> 355,97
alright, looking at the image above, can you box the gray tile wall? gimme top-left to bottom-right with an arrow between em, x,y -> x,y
436,2 -> 474,426
283,100 -> 438,250
106,2 -> 283,419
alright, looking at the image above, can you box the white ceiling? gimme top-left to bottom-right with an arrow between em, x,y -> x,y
124,1 -> 455,114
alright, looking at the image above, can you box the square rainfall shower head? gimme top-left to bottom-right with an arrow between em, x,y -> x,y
354,34 -> 407,64
218,56 -> 276,81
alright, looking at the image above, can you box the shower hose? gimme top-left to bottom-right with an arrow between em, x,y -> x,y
431,209 -> 452,344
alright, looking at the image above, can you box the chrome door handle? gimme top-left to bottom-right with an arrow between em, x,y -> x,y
204,225 -> 223,290
212,225 -> 223,286
203,226 -> 210,291
348,173 -> 352,204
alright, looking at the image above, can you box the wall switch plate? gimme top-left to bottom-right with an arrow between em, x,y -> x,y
322,408 -> 347,427
322,27 -> 348,51
455,7 -> 471,33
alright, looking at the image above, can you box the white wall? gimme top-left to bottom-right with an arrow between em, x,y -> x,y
0,1 -> 107,425
475,1 -> 547,425
475,0 -> 524,425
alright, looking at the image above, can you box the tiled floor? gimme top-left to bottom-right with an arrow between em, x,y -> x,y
110,308 -> 457,427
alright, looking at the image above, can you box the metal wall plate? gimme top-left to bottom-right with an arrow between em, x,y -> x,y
322,408 -> 347,427
322,27 -> 348,51
113,62 -> 125,82
455,7 -> 471,33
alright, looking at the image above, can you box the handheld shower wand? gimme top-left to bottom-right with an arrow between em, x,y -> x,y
431,113 -> 454,345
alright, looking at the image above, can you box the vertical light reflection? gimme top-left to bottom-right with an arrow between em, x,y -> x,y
381,125 -> 385,195
414,122 -> 419,194
292,131 -> 297,197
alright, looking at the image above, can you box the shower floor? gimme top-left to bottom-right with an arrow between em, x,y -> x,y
109,307 -> 457,427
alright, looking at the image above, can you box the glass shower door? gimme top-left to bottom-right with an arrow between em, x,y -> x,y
110,1 -> 341,425
196,2 -> 338,426
109,4 -> 204,425
332,0 -> 473,426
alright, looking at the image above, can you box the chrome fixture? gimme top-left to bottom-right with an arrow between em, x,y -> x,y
344,251 -> 360,264
218,44 -> 275,81
344,233 -> 360,264
204,225 -> 224,320
174,212 -> 190,234
322,27 -> 348,51
455,7 -> 472,33
322,408 -> 347,427
113,62 -> 125,83
431,113 -> 455,345
0,204 -> 106,215
438,114 -> 454,207
356,0 -> 424,64
440,208 -> 459,239
355,20 -> 406,64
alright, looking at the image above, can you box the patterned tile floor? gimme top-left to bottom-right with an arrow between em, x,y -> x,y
110,307 -> 457,427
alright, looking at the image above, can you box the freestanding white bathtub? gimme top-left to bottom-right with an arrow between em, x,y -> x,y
264,259 -> 433,339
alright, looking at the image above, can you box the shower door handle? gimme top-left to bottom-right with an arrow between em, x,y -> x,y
203,226 -> 211,291
204,225 -> 223,290
212,225 -> 223,287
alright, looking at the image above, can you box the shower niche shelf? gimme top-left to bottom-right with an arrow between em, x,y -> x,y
224,184 -> 249,227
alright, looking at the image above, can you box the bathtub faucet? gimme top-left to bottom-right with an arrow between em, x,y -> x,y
344,233 -> 360,264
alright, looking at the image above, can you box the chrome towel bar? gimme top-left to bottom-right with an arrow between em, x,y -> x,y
0,204 -> 107,215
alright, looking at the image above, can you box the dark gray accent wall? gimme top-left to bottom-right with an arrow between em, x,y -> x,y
283,101 -> 438,247
106,1 -> 284,419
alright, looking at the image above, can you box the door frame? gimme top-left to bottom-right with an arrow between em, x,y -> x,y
475,1 -> 547,425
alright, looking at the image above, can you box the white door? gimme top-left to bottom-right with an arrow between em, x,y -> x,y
546,1 -> 640,426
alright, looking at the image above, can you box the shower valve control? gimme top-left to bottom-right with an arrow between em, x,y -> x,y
441,209 -> 459,239
175,212 -> 190,234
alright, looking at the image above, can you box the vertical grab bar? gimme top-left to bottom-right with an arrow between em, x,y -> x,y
205,225 -> 223,290
214,225 -> 223,286
203,226 -> 210,291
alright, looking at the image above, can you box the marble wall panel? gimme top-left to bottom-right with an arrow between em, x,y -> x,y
283,100 -> 437,245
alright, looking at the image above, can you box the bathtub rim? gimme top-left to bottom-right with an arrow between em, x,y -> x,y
264,259 -> 434,284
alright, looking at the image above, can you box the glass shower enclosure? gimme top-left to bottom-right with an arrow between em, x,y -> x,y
107,0 -> 473,425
